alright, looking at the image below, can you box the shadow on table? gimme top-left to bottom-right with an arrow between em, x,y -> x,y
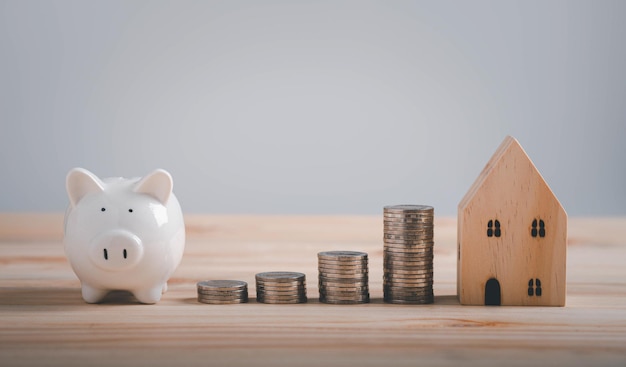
0,287 -> 146,307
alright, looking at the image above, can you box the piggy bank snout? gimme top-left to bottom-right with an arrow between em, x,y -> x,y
89,230 -> 144,271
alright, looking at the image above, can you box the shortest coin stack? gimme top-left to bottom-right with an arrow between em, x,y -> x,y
197,280 -> 248,304
318,251 -> 369,304
255,272 -> 307,304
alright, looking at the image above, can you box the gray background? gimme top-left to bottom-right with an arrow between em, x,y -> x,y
1,0 -> 624,215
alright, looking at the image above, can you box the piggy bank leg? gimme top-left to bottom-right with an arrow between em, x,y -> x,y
162,282 -> 168,294
81,284 -> 108,303
133,285 -> 164,304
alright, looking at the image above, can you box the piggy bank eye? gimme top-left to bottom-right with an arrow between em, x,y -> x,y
101,207 -> 106,212
128,209 -> 133,213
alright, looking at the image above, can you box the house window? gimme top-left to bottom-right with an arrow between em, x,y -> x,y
527,278 -> 542,297
531,219 -> 546,238
487,219 -> 501,237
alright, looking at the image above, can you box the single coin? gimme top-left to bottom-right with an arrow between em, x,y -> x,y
318,251 -> 368,260
384,204 -> 434,211
317,271 -> 368,278
197,280 -> 248,291
318,264 -> 367,270
255,272 -> 306,282
318,260 -> 368,267
256,296 -> 307,303
320,295 -> 371,302
383,298 -> 434,305
197,290 -> 248,297
197,293 -> 248,300
198,298 -> 248,305
319,280 -> 369,288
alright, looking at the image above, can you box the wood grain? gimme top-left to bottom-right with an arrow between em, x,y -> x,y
1,213 -> 625,367
458,136 -> 567,306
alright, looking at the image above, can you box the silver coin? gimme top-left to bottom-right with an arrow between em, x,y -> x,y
320,292 -> 369,298
198,294 -> 248,301
318,264 -> 367,270
384,261 -> 434,268
256,286 -> 305,292
383,228 -> 435,236
198,296 -> 249,302
257,288 -> 303,294
384,258 -> 434,265
198,298 -> 248,304
383,242 -> 434,249
198,290 -> 248,297
318,265 -> 368,272
383,291 -> 433,299
384,265 -> 433,271
383,273 -> 434,280
383,280 -> 434,287
384,285 -> 433,292
383,214 -> 433,220
256,296 -> 308,302
319,277 -> 368,283
383,238 -> 434,244
320,281 -> 369,288
383,282 -> 433,292
257,292 -> 306,299
256,280 -> 306,286
383,245 -> 434,252
319,288 -> 369,295
318,258 -> 368,265
384,235 -> 433,241
384,204 -> 434,211
318,251 -> 368,259
383,223 -> 432,229
383,297 -> 433,303
197,280 -> 248,291
383,298 -> 433,305
256,271 -> 306,281
256,298 -> 308,305
319,275 -> 368,283
383,218 -> 433,224
383,276 -> 432,282
256,282 -> 306,288
320,291 -> 370,298
383,290 -> 433,297
320,283 -> 369,288
383,229 -> 435,237
383,251 -> 434,258
320,299 -> 369,305
383,247 -> 434,254
318,271 -> 368,278
384,267 -> 433,275
383,254 -> 433,260
384,251 -> 434,258
256,279 -> 306,285
320,295 -> 371,302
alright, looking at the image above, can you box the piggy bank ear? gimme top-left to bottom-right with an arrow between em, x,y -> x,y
66,168 -> 105,208
134,169 -> 173,205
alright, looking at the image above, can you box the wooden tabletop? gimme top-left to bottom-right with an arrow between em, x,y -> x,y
1,214 -> 625,367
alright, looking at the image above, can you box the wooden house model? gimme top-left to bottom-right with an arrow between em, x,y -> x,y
457,136 -> 567,306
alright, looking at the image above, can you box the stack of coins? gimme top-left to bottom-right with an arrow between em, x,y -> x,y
383,205 -> 435,304
255,271 -> 307,304
197,280 -> 248,304
318,251 -> 369,304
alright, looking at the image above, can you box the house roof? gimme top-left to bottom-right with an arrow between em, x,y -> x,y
458,135 -> 565,213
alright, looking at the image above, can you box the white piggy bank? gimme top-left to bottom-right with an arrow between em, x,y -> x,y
64,168 -> 185,304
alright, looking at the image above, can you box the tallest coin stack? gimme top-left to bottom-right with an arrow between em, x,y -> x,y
383,205 -> 435,304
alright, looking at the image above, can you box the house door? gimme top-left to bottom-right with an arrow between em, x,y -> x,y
485,278 -> 501,305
